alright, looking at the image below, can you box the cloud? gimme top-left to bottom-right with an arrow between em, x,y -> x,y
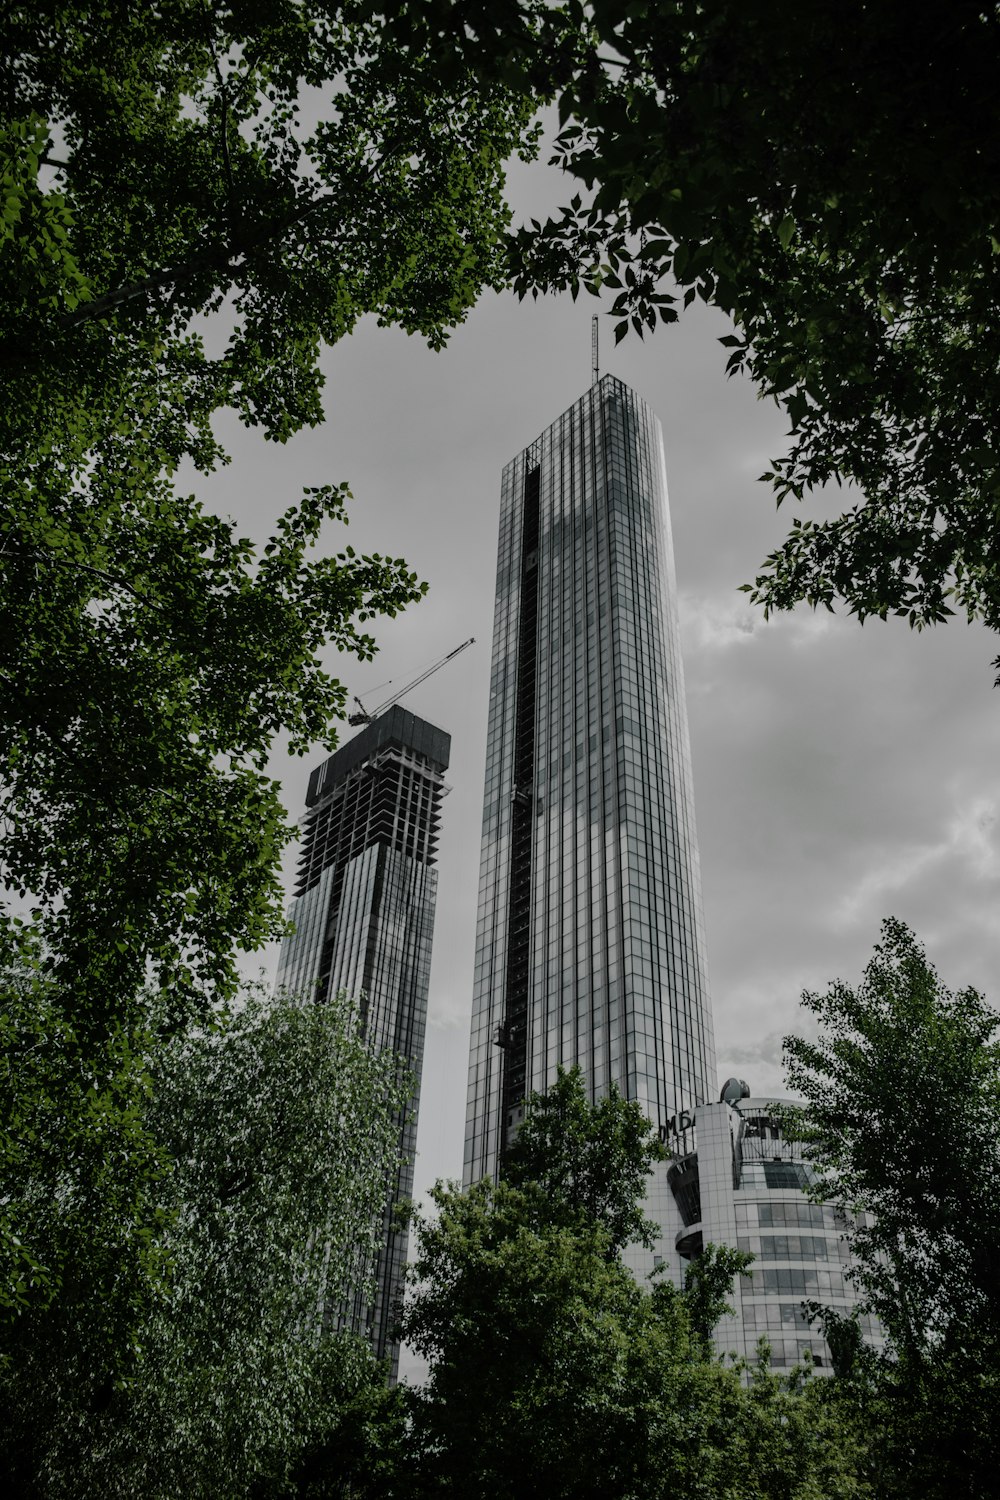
679,590 -> 840,662
427,999 -> 471,1032
833,793 -> 1000,931
679,593 -> 759,653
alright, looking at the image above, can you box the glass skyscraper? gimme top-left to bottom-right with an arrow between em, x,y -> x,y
276,705 -> 450,1379
464,375 -> 716,1206
464,376 -> 882,1361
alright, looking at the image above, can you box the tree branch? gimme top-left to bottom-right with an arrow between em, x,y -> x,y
57,248 -> 237,330
212,56 -> 237,209
3,542 -> 169,613
1,135 -> 409,360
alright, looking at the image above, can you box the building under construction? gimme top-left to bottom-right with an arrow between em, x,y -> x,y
275,704 -> 451,1381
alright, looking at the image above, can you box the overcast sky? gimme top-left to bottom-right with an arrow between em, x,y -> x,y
195,147 -> 1000,1233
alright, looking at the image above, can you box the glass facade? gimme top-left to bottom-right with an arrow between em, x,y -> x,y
276,705 -> 450,1381
676,1094 -> 885,1375
465,375 -> 716,1185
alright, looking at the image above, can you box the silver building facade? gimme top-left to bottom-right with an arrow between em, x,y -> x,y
464,375 -> 716,1202
675,1086 -> 883,1373
276,705 -> 450,1380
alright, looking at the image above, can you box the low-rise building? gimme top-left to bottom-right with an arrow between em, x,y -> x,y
668,1080 -> 882,1372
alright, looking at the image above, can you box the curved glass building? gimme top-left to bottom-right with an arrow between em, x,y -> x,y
464,375 -> 716,1197
677,1087 -> 884,1373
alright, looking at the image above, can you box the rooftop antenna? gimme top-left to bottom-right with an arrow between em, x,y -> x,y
591,313 -> 599,386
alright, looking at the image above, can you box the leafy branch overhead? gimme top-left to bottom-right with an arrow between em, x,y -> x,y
2,5 -> 539,429
0,0 -> 542,1338
0,1 -> 543,1011
502,2 -> 1000,671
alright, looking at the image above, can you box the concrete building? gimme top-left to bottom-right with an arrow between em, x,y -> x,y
276,705 -> 450,1380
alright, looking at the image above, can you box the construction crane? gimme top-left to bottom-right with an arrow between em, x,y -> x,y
348,636 -> 476,726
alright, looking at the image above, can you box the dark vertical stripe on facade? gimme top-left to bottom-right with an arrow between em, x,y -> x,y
500,463 -> 540,1137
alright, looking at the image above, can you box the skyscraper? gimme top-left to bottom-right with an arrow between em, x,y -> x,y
464,375 -> 882,1369
464,374 -> 716,1256
277,705 -> 450,1379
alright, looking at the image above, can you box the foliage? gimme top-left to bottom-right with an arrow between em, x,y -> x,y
0,460 -> 422,1325
504,2 -> 1000,674
405,1180 -> 652,1499
783,919 -> 1000,1498
2,3 -> 540,426
283,1367 -> 411,1500
501,1063 -> 666,1254
399,1069 -> 865,1500
1,1 -> 543,1327
683,1241 -> 754,1355
402,1183 -> 865,1500
1,0 -> 542,1012
2,476 -> 423,1013
784,918 -> 1000,1357
0,989 -> 411,1499
0,933 -> 167,1344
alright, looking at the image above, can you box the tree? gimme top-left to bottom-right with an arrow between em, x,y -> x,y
784,919 -> 1000,1362
282,1369 -> 412,1500
1,0 -> 541,1011
1,988 -> 411,1499
401,1076 -> 866,1500
404,1181 -> 665,1499
0,466 -> 423,1329
2,5 -> 540,438
683,1241 -> 753,1358
503,2 -> 1000,675
783,919 -> 1000,1498
501,1064 -> 666,1255
1,3 -> 542,1325
0,938 -> 168,1350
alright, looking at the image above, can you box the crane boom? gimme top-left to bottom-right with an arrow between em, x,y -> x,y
348,637 -> 476,726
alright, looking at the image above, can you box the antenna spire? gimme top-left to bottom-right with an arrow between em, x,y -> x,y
591,314 -> 599,386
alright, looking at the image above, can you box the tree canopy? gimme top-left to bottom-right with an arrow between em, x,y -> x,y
784,918 -> 1000,1360
0,945 -> 167,1337
1,0 -> 541,1013
1,988 -> 411,1498
499,1 -> 1000,672
1,1 -> 541,1328
401,1071 -> 863,1500
783,919 -> 1000,1499
501,1064 -> 667,1255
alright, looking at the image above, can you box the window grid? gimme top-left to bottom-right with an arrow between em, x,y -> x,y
465,377 -> 715,1184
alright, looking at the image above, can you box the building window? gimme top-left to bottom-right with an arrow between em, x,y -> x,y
763,1161 -> 811,1190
